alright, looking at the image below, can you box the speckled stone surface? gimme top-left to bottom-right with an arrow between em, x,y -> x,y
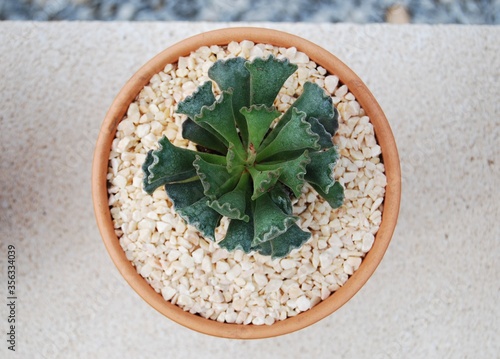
0,22 -> 499,358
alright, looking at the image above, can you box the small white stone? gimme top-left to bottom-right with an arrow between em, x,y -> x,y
212,249 -> 228,263
285,47 -> 297,59
280,259 -> 297,270
288,287 -> 304,299
112,175 -> 127,189
249,45 -> 264,58
325,75 -> 339,94
140,263 -> 152,277
177,57 -> 188,70
319,252 -> 333,268
201,285 -> 213,298
335,85 -> 348,98
118,119 -> 136,136
297,263 -> 316,277
191,248 -> 204,264
362,232 -> 375,252
291,51 -> 309,64
343,262 -> 354,275
136,123 -> 151,138
282,280 -> 298,293
371,145 -> 382,157
174,220 -> 186,234
234,277 -> 246,287
215,261 -> 230,274
265,279 -> 283,293
254,273 -> 268,287
252,316 -> 265,325
240,259 -> 252,271
209,290 -> 224,303
240,40 -> 254,49
296,296 -> 311,311
177,294 -> 194,307
227,41 -> 241,55
225,311 -> 238,324
226,264 -> 242,281
161,287 -> 176,301
201,256 -> 212,273
179,253 -> 195,268
232,298 -> 246,311
347,257 -> 362,271
116,137 -> 131,152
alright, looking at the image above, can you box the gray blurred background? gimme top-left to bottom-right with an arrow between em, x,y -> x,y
1,0 -> 499,24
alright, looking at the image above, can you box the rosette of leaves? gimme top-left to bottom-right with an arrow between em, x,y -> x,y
142,55 -> 344,258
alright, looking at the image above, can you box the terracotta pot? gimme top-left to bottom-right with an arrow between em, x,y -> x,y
92,27 -> 401,339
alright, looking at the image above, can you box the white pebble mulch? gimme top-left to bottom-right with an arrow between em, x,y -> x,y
107,41 -> 387,325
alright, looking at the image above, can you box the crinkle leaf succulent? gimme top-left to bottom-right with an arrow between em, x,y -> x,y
142,55 -> 344,258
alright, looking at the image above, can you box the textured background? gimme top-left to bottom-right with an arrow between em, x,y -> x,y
0,22 -> 499,358
1,0 -> 499,23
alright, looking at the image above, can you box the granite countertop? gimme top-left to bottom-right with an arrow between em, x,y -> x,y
0,22 -> 498,358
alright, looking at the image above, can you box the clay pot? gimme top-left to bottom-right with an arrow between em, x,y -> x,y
92,27 -> 401,339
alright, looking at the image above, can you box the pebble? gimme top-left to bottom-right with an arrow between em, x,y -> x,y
280,259 -> 296,270
161,287 -> 176,301
291,51 -> 309,64
216,261 -> 230,274
325,75 -> 339,93
362,232 -> 375,252
180,253 -> 195,268
296,296 -> 311,311
191,248 -> 204,263
254,273 -> 268,287
265,279 -> 283,293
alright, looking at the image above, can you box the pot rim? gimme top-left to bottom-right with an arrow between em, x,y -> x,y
92,27 -> 401,339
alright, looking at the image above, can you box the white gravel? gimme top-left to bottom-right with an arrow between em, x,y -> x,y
107,41 -> 386,325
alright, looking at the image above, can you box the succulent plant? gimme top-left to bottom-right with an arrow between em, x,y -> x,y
142,55 -> 344,258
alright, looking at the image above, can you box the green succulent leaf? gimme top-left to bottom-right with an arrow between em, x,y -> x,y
241,105 -> 280,151
261,82 -> 338,149
177,81 -> 215,119
176,197 -> 222,241
245,56 -> 297,106
181,119 -> 228,154
307,117 -> 333,149
142,149 -> 157,193
256,108 -> 320,162
252,192 -> 298,246
288,81 -> 338,135
142,136 -> 226,194
193,155 -> 239,200
177,81 -> 228,150
164,178 -> 222,241
208,192 -> 248,222
164,179 -> 205,210
194,91 -> 246,156
256,151 -> 311,198
252,185 -> 310,257
207,172 -> 250,222
267,183 -> 293,215
253,224 -> 310,258
219,216 -> 254,253
218,181 -> 254,252
208,57 -> 251,146
248,167 -> 283,201
311,181 -> 345,209
226,143 -> 246,175
304,146 -> 340,194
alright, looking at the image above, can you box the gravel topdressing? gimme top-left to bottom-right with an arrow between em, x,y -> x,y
107,41 -> 387,325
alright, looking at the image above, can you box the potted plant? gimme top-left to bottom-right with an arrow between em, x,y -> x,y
92,27 -> 401,339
